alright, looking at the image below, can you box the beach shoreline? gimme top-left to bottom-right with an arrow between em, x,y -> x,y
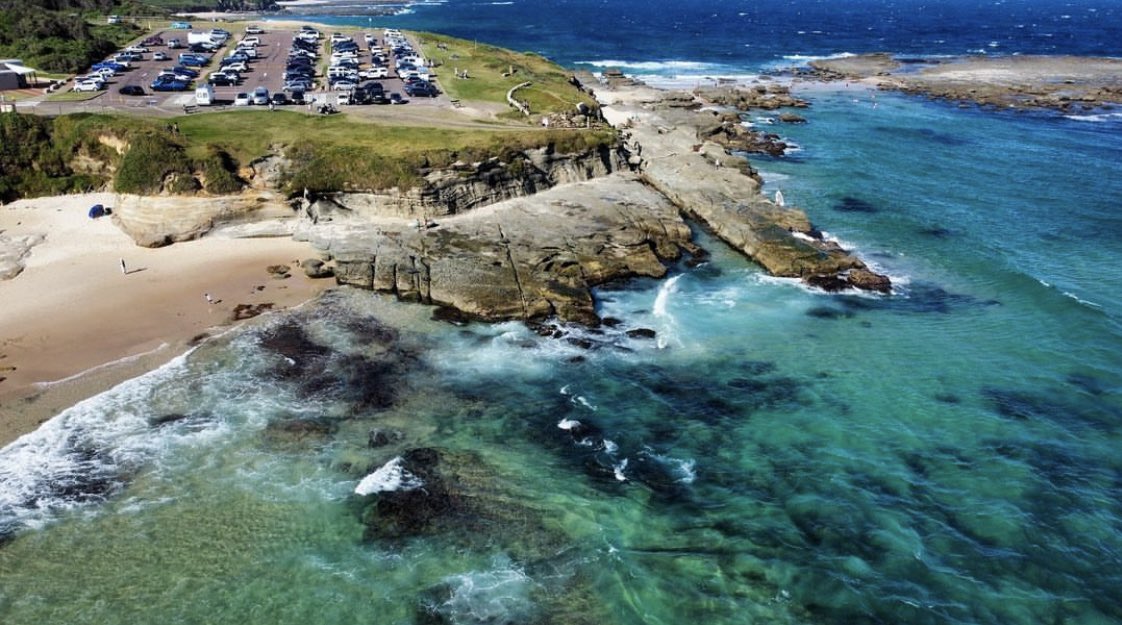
0,193 -> 332,447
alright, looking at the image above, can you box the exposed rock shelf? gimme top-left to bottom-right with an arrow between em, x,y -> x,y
296,174 -> 692,324
604,87 -> 890,292
808,53 -> 1122,112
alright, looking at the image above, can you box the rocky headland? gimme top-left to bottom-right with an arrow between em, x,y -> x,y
285,82 -> 889,323
809,53 -> 1122,113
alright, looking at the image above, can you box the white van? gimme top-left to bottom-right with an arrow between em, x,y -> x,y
195,84 -> 214,106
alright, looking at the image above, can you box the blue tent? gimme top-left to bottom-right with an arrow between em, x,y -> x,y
88,204 -> 105,218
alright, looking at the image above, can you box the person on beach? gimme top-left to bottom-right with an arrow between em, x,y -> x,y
120,258 -> 127,274
204,293 -> 214,304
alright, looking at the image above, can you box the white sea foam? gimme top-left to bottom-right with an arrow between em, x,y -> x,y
579,59 -> 717,71
559,384 -> 572,396
653,275 -> 683,349
436,561 -> 534,625
603,439 -> 619,455
572,395 -> 598,411
613,458 -> 629,482
0,351 -> 213,534
777,52 -> 856,66
557,418 -> 581,431
1062,292 -> 1103,309
1066,112 -> 1122,123
354,457 -> 424,495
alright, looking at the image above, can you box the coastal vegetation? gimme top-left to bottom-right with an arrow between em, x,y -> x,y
418,33 -> 598,116
0,110 -> 617,202
0,0 -> 145,73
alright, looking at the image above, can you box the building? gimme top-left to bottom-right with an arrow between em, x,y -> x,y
0,60 -> 36,90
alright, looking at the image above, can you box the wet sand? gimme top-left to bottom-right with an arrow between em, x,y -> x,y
0,193 -> 332,447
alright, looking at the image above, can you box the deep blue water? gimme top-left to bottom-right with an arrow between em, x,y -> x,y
293,0 -> 1122,73
2,2 -> 1122,624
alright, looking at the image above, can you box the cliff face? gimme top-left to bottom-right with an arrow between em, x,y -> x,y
314,144 -> 627,220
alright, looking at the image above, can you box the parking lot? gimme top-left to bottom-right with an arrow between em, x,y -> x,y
57,24 -> 448,114
52,22 -> 448,118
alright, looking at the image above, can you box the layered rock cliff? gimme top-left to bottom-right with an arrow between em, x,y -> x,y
311,144 -> 627,220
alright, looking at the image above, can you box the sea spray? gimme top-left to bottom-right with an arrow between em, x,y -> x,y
652,274 -> 683,349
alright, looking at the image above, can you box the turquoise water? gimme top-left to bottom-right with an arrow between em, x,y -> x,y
3,91 -> 1122,624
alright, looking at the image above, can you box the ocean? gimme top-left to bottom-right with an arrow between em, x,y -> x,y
2,1 -> 1121,624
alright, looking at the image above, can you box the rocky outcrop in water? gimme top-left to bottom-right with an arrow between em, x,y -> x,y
604,88 -> 890,291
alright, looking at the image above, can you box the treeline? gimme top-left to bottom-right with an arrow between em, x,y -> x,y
0,0 -> 147,73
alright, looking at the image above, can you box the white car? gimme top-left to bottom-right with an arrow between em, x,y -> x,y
124,45 -> 148,54
224,61 -> 249,73
234,92 -> 250,106
73,80 -> 104,92
365,67 -> 389,79
240,36 -> 261,47
245,25 -> 264,35
152,51 -> 169,61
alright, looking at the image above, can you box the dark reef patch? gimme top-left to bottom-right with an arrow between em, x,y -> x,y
833,196 -> 879,214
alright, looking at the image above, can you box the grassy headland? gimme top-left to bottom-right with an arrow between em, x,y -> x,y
418,32 -> 598,116
1,110 -> 617,202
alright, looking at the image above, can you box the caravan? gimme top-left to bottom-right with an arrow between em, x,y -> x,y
195,84 -> 214,106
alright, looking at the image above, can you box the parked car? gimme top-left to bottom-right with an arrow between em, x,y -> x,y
124,45 -> 148,54
222,61 -> 248,73
389,92 -> 405,104
118,84 -> 144,96
150,78 -> 188,91
241,36 -> 261,47
141,35 -> 164,46
270,92 -> 289,106
207,73 -> 235,86
152,51 -> 169,61
172,66 -> 200,77
178,54 -> 207,67
252,86 -> 269,105
167,38 -> 183,49
234,92 -> 250,106
404,81 -> 438,97
288,89 -> 306,104
73,80 -> 104,92
245,25 -> 264,35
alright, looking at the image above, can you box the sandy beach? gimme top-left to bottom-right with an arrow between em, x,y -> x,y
0,193 -> 331,446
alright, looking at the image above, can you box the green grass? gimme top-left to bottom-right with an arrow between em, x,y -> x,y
173,110 -> 616,193
2,106 -> 617,201
417,32 -> 596,115
46,90 -> 106,102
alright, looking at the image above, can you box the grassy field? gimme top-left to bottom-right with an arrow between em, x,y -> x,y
416,32 -> 596,116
